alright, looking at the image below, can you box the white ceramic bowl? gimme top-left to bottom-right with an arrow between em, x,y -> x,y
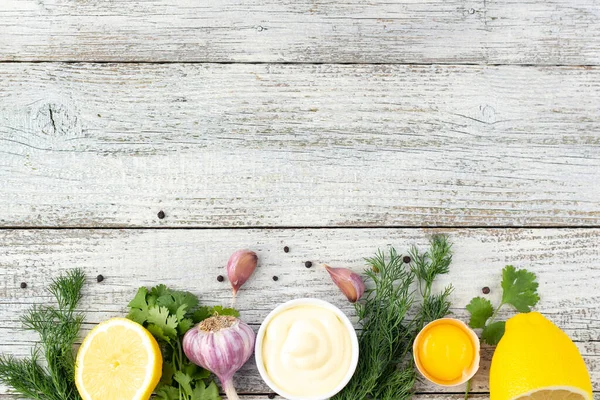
255,298 -> 359,400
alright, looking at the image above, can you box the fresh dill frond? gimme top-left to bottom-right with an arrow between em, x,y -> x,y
419,284 -> 454,327
409,234 -> 452,297
374,366 -> 416,400
333,248 -> 414,400
0,352 -> 58,400
411,234 -> 454,330
0,269 -> 86,400
333,235 -> 454,400
48,269 -> 85,312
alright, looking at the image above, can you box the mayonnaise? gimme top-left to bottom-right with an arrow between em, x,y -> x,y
261,304 -> 352,397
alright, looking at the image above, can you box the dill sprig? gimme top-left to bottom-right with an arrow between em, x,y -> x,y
332,235 -> 453,400
0,269 -> 86,400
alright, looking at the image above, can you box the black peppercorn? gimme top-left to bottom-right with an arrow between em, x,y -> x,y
268,394 -> 276,399
96,274 -> 104,283
157,210 -> 166,219
403,256 -> 411,264
272,276 -> 279,281
20,282 -> 27,289
217,275 -> 224,282
305,261 -> 313,268
482,286 -> 491,294
283,246 -> 290,253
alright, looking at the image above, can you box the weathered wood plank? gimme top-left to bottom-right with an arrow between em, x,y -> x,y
0,395 -> 521,399
0,0 -> 599,64
1,63 -> 599,227
0,228 -> 598,395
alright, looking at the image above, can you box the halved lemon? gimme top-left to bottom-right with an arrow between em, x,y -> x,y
513,388 -> 591,400
75,318 -> 162,400
490,312 -> 592,400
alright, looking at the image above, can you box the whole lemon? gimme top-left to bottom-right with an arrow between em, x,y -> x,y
490,312 -> 592,400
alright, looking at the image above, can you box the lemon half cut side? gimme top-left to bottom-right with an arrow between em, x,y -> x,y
75,318 -> 162,400
513,387 -> 591,400
490,312 -> 592,400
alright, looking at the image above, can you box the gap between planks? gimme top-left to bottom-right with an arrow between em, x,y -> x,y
1,226 -> 600,230
0,61 -> 599,68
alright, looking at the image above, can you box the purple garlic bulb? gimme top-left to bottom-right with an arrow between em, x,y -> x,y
183,315 -> 255,400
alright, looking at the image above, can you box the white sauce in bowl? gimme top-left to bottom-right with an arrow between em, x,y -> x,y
261,304 -> 353,397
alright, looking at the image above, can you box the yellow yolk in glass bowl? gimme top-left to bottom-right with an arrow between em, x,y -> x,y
413,318 -> 480,386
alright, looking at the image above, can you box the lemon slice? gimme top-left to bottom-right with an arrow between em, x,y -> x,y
75,318 -> 162,400
514,387 -> 590,400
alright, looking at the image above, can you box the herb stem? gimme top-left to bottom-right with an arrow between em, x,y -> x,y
464,379 -> 472,400
488,302 -> 504,326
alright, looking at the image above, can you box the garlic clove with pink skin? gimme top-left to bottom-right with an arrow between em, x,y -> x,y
183,315 -> 255,400
227,250 -> 258,296
324,265 -> 366,303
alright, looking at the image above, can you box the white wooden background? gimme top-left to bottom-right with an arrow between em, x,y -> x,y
1,1 -> 599,399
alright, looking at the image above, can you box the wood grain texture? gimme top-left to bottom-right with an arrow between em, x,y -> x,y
0,0 -> 599,64
0,228 -> 598,396
1,63 -> 599,228
0,395 -> 524,400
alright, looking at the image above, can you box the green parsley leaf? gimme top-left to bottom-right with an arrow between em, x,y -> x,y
160,361 -> 175,386
173,371 -> 194,396
182,362 -> 210,382
178,317 -> 195,335
146,324 -> 172,344
212,306 -> 240,318
149,284 -> 171,298
171,291 -> 199,313
482,321 -> 506,345
192,306 -> 240,324
501,265 -> 540,312
147,306 -> 179,341
127,307 -> 148,325
128,287 -> 149,310
155,385 -> 179,400
466,297 -> 494,329
127,285 -> 230,400
157,290 -> 199,316
176,304 -> 188,322
191,381 -> 220,400
192,306 -> 213,323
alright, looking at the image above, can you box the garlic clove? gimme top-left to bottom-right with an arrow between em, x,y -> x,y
227,250 -> 258,296
324,265 -> 366,303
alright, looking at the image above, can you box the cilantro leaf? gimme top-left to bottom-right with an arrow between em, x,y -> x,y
160,361 -> 175,386
171,291 -> 199,313
212,306 -> 240,318
146,324 -> 172,344
501,265 -> 540,312
147,306 -> 179,340
176,304 -> 188,322
192,306 -> 213,323
182,362 -> 210,381
128,287 -> 149,310
127,308 -> 149,325
466,297 -> 494,329
173,371 -> 194,396
150,284 -> 171,298
127,285 -> 229,400
191,381 -> 220,400
178,317 -> 195,335
155,385 -> 179,400
482,321 -> 506,345
157,290 -> 199,315
192,306 -> 240,324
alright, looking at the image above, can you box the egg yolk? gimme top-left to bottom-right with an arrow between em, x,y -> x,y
418,324 -> 474,382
